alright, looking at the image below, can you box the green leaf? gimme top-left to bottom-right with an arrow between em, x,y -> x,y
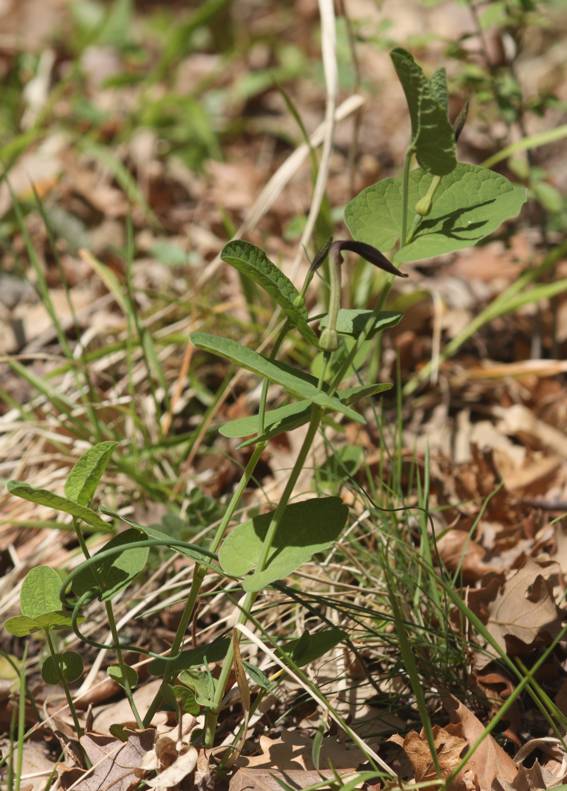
71,529 -> 149,600
390,48 -> 456,175
243,661 -> 273,690
172,685 -> 200,715
108,664 -> 138,689
219,497 -> 348,592
345,164 -> 527,263
339,383 -> 392,404
429,67 -> 449,111
191,333 -> 364,424
4,613 -> 73,636
64,441 -> 118,506
7,481 -> 113,532
138,523 -> 219,570
178,668 -> 216,707
220,400 -> 312,447
42,652 -> 83,684
221,241 -> 318,344
286,627 -> 347,667
320,309 -> 402,339
150,637 -> 230,676
20,566 -> 63,619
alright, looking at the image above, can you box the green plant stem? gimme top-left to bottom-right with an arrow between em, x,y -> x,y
44,630 -> 83,737
142,441 -> 266,727
259,319 -> 290,433
203,406 -> 323,746
13,644 -> 28,791
72,519 -> 143,727
104,601 -> 143,728
400,147 -> 415,247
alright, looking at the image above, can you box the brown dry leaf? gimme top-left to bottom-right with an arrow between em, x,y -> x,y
144,745 -> 198,790
229,768 -> 353,791
486,559 -> 562,657
59,729 -> 154,791
444,694 -> 517,788
390,726 -> 467,783
238,731 -> 362,770
437,529 -> 497,583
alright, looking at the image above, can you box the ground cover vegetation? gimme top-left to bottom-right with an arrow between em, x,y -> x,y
0,0 -> 566,789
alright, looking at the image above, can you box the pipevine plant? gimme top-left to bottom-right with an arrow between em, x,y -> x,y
4,48 -> 526,767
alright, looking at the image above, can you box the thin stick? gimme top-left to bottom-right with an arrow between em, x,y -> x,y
290,0 -> 338,280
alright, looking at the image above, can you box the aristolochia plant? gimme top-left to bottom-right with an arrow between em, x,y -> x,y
5,48 -> 526,759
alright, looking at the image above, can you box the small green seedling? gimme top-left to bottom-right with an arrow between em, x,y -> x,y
4,566 -> 84,734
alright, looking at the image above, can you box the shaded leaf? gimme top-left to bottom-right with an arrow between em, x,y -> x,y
191,333 -> 364,423
64,441 -> 118,506
42,652 -> 83,684
149,636 -> 230,675
71,529 -> 149,600
221,241 -> 317,344
286,627 -> 347,667
339,382 -> 392,404
219,497 -> 348,592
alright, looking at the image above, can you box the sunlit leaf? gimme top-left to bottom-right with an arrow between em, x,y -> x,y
345,164 -> 527,262
191,333 -> 364,423
221,241 -> 318,344
219,497 -> 348,592
7,481 -> 113,532
64,441 -> 118,506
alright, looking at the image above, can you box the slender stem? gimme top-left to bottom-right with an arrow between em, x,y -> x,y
258,320 -> 290,433
142,442 -> 266,727
72,518 -> 142,726
104,601 -> 143,727
13,643 -> 28,791
45,630 -> 83,737
400,147 -> 414,247
204,407 -> 323,746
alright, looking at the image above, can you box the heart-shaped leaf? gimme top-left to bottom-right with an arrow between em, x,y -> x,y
71,528 -> 149,600
7,481 -> 113,532
221,241 -> 318,344
64,441 -> 118,506
20,566 -> 63,619
391,48 -> 456,175
42,652 -> 83,684
345,164 -> 527,263
191,333 -> 364,423
108,664 -> 138,689
219,497 -> 348,592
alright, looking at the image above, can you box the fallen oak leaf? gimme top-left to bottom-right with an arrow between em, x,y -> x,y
444,694 -> 517,788
486,559 -> 562,659
389,727 -> 468,786
59,729 -> 154,791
